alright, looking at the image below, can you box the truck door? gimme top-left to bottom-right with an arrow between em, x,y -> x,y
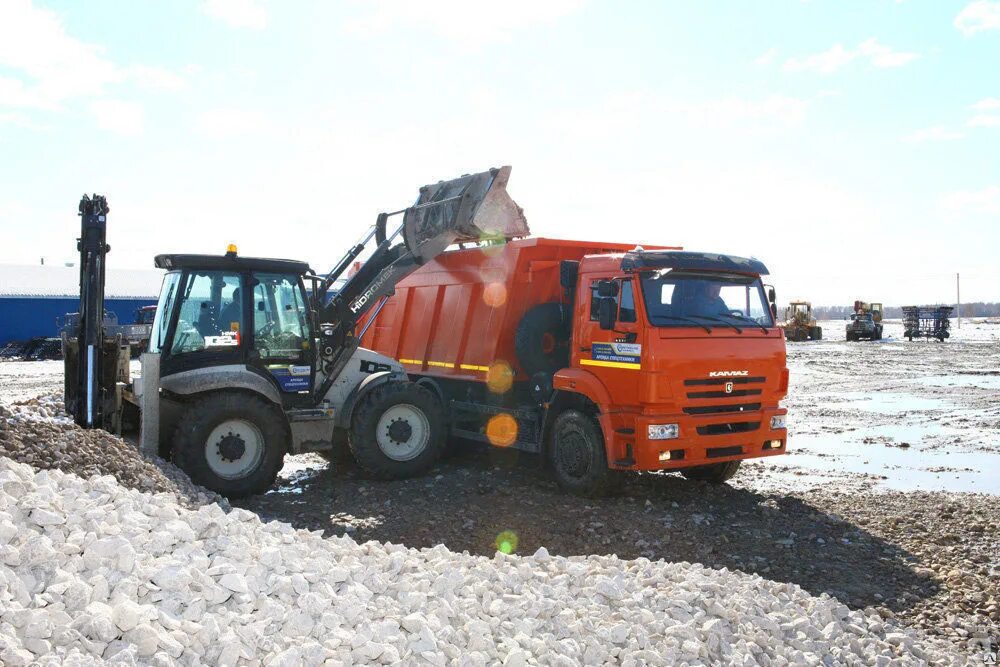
576,276 -> 643,405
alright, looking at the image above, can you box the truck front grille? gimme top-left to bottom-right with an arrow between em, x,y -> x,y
684,376 -> 765,400
707,445 -> 743,458
696,421 -> 760,436
683,402 -> 761,415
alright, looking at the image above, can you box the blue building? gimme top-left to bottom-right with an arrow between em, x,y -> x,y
0,264 -> 163,345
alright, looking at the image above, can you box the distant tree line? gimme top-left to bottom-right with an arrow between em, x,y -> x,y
807,302 -> 1000,319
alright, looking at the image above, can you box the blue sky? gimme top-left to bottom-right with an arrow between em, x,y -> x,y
1,0 -> 998,306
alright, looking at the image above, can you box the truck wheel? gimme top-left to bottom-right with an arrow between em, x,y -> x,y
172,393 -> 288,498
548,410 -> 621,496
681,460 -> 742,484
349,382 -> 445,479
515,303 -> 569,377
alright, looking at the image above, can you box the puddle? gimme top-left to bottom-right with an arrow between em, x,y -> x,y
922,375 -> 1000,390
824,391 -> 951,415
778,433 -> 1000,493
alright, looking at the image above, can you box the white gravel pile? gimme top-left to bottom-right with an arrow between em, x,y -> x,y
0,458 -> 960,666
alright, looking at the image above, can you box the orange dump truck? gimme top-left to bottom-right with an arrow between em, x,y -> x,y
360,238 -> 789,494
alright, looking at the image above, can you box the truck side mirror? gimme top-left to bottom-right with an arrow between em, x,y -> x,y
597,280 -> 619,298
768,286 -> 776,303
598,297 -> 617,330
771,303 -> 778,321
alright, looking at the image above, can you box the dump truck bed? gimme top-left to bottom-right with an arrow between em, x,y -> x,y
360,238 -> 664,382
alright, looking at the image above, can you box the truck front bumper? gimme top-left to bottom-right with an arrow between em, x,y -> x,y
610,406 -> 788,470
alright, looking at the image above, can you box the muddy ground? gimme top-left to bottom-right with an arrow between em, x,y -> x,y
1,318 -> 998,655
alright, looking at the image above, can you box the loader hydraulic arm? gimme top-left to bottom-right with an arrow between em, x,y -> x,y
310,166 -> 528,402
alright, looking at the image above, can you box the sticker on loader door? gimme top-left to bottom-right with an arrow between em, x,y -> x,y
586,342 -> 641,369
268,365 -> 311,392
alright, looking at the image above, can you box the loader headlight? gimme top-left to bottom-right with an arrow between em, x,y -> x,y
770,415 -> 787,430
648,424 -> 679,440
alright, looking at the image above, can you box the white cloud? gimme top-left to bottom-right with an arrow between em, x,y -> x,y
941,186 -> 1000,215
753,48 -> 778,66
971,97 -> 1000,111
954,1 -> 1000,34
968,114 -> 1000,127
128,65 -> 186,92
347,0 -> 583,45
783,39 -> 917,74
902,126 -> 965,143
89,99 -> 144,136
196,108 -> 273,139
201,0 -> 268,30
0,0 -> 186,115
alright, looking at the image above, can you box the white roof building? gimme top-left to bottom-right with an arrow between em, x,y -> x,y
0,264 -> 164,299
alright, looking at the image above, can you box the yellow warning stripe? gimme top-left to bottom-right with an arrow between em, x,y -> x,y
426,360 -> 455,368
399,359 -> 422,365
460,364 -> 490,372
580,358 -> 641,370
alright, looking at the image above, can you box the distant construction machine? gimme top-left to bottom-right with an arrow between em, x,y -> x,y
780,301 -> 822,341
846,300 -> 883,341
902,306 -> 953,342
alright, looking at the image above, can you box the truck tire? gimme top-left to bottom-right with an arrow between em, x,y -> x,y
681,460 -> 742,484
515,303 -> 569,377
172,392 -> 288,498
548,410 -> 621,496
349,382 -> 445,479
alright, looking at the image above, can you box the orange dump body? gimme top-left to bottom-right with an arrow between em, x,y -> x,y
360,238 -> 643,383
360,237 -> 789,473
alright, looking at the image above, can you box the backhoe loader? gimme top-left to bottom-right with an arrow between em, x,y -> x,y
63,167 -> 528,497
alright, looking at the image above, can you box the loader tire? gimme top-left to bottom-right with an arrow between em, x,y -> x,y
349,382 -> 445,479
810,327 -> 822,340
172,392 -> 288,498
681,460 -> 742,484
515,303 -> 570,377
548,410 -> 621,497
318,428 -> 355,467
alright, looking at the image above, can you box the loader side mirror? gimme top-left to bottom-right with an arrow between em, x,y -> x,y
598,297 -> 617,330
596,280 -> 619,298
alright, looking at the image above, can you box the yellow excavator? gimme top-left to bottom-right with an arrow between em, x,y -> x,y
780,301 -> 822,341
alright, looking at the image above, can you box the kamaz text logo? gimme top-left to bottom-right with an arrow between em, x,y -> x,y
350,266 -> 394,314
708,370 -> 749,377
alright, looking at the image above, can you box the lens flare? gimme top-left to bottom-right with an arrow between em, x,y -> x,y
486,413 -> 518,447
486,360 -> 514,394
483,282 -> 507,308
495,530 -> 519,554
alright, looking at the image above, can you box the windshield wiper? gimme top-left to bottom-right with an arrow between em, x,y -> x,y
722,313 -> 769,334
651,315 -> 712,333
686,315 -> 743,334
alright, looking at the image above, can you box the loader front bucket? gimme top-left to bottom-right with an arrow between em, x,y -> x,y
402,165 -> 529,262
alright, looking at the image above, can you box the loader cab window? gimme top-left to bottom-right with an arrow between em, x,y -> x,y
149,272 -> 180,354
589,278 -> 636,323
252,273 -> 309,361
170,272 -> 243,354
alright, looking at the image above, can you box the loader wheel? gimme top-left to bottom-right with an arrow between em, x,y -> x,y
548,410 -> 621,496
515,303 -> 569,377
349,382 -> 445,479
172,393 -> 288,498
318,428 -> 355,468
810,327 -> 822,340
681,460 -> 742,484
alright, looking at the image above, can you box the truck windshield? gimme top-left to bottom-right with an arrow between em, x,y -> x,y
639,270 -> 773,328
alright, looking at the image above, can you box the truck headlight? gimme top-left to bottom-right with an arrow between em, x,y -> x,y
648,424 -> 679,440
770,415 -> 787,430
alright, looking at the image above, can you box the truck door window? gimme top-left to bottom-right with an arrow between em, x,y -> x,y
590,279 -> 636,323
253,273 -> 308,361
618,279 -> 636,323
170,272 -> 242,354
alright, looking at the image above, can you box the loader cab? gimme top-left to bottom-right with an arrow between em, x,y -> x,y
151,252 -> 316,401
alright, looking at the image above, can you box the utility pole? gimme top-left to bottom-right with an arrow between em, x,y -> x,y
956,272 -> 960,329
